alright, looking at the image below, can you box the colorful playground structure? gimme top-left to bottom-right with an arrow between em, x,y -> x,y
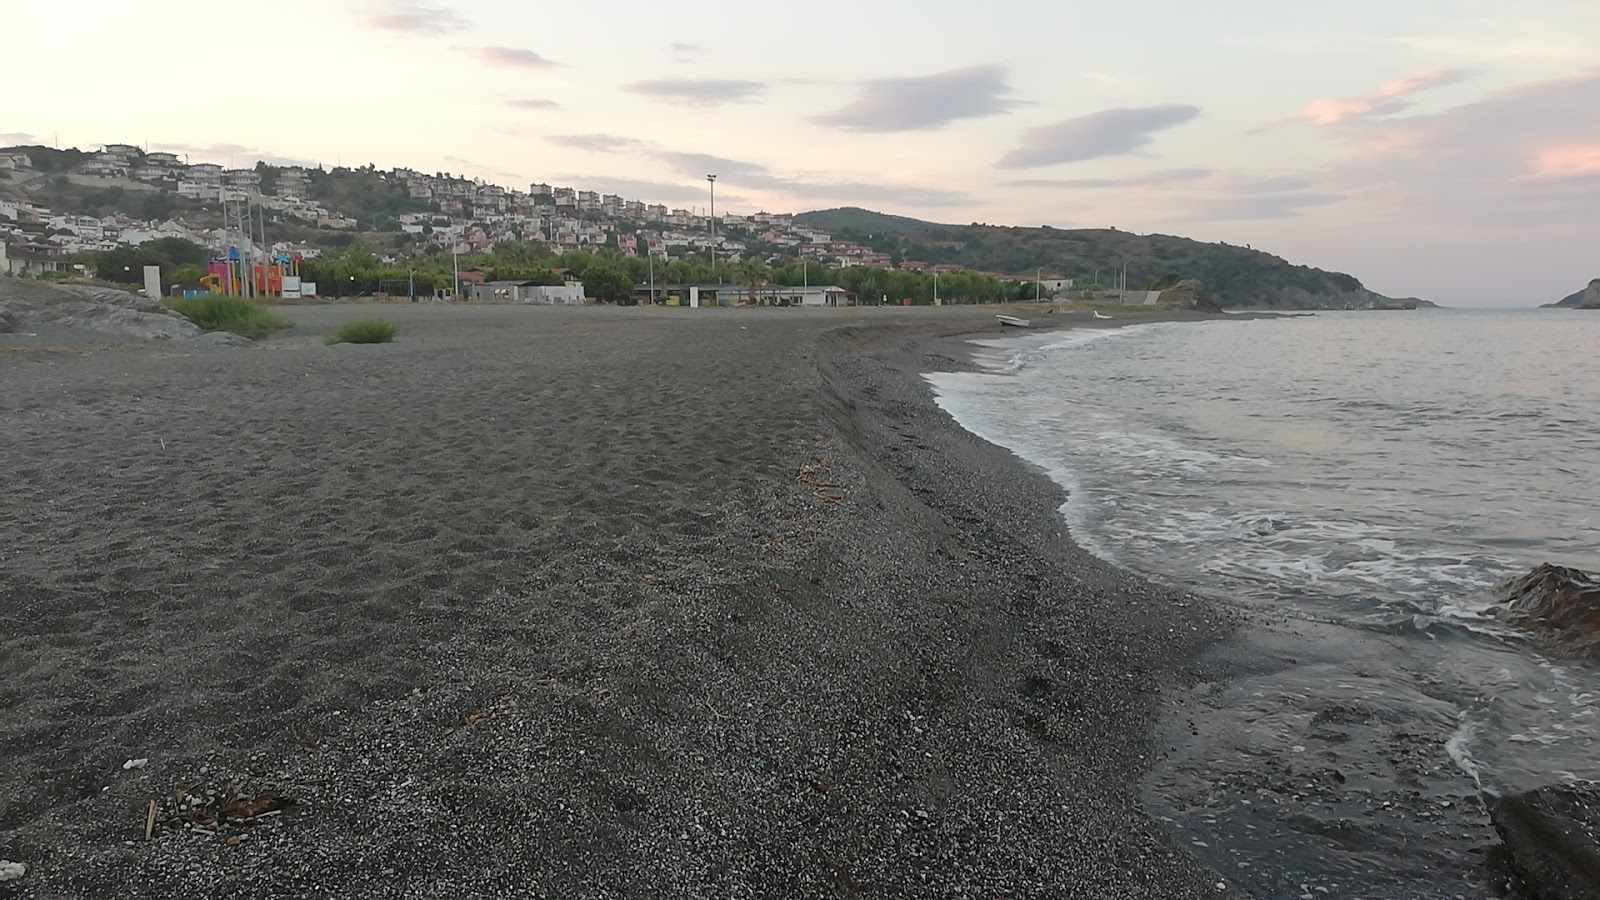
197,246 -> 312,298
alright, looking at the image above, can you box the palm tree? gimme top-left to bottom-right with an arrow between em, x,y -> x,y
739,258 -> 771,305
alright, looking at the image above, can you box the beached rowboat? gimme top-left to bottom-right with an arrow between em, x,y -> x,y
996,315 -> 1031,328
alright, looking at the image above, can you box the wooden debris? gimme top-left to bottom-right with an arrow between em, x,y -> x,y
148,788 -> 294,841
466,695 -> 519,725
796,457 -> 845,504
218,793 -> 292,822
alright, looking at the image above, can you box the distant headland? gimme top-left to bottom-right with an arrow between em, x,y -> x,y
1541,278 -> 1600,308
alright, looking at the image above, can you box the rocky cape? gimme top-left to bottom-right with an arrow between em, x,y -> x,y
1541,278 -> 1600,309
795,207 -> 1435,311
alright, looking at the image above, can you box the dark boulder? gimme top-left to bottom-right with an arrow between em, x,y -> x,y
1157,278 -> 1225,312
1493,564 -> 1600,663
1490,784 -> 1600,899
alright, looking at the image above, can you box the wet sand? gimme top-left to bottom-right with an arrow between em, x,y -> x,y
3,302 -> 1239,898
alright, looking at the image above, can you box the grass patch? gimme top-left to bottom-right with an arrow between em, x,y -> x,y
325,318 -> 398,345
164,295 -> 294,339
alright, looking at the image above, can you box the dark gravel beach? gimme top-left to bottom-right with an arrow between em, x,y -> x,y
2,303 -> 1241,898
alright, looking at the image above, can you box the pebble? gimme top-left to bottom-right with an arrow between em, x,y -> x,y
0,861 -> 25,882
123,758 -> 149,770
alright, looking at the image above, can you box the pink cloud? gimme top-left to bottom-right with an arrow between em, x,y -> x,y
1528,142 -> 1600,179
1323,67 -> 1600,223
471,47 -> 557,69
1278,69 -> 1473,127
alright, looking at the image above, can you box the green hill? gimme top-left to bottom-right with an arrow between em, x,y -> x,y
796,207 -> 1417,309
794,207 -> 953,237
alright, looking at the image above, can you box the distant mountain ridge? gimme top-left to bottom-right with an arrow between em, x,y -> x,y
796,207 -> 1428,310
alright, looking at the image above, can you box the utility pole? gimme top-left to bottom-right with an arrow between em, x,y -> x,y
706,174 -> 717,283
452,246 -> 460,300
219,186 -> 231,295
648,248 -> 654,304
934,269 -> 939,305
257,200 -> 269,298
1036,267 -> 1042,302
237,195 -> 252,299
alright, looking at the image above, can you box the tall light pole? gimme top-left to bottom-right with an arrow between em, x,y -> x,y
648,247 -> 655,304
933,269 -> 939,306
706,174 -> 717,283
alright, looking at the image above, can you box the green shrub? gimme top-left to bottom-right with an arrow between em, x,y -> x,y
325,318 -> 398,345
165,295 -> 293,339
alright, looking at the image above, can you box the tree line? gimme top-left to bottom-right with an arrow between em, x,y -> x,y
76,237 -> 1043,304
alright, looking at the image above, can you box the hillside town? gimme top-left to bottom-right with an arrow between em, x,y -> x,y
0,144 -> 1044,286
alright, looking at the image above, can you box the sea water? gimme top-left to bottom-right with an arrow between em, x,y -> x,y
926,309 -> 1600,794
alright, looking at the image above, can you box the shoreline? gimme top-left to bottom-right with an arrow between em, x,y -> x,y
882,312 -> 1530,898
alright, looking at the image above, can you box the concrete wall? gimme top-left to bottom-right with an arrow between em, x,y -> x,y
469,282 -> 586,304
521,285 -> 585,305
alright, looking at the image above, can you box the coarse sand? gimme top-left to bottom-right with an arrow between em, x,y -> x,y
2,302 -> 1242,898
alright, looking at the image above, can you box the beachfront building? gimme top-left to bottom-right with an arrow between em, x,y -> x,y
468,280 -> 587,305
632,283 -> 853,307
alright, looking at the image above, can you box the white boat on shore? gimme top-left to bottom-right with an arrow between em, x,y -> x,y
996,314 -> 1032,328
1093,310 -> 1113,320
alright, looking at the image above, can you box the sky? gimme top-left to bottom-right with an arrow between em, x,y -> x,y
6,0 -> 1599,305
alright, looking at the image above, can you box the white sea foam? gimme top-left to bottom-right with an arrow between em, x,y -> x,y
1447,716 -> 1485,790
